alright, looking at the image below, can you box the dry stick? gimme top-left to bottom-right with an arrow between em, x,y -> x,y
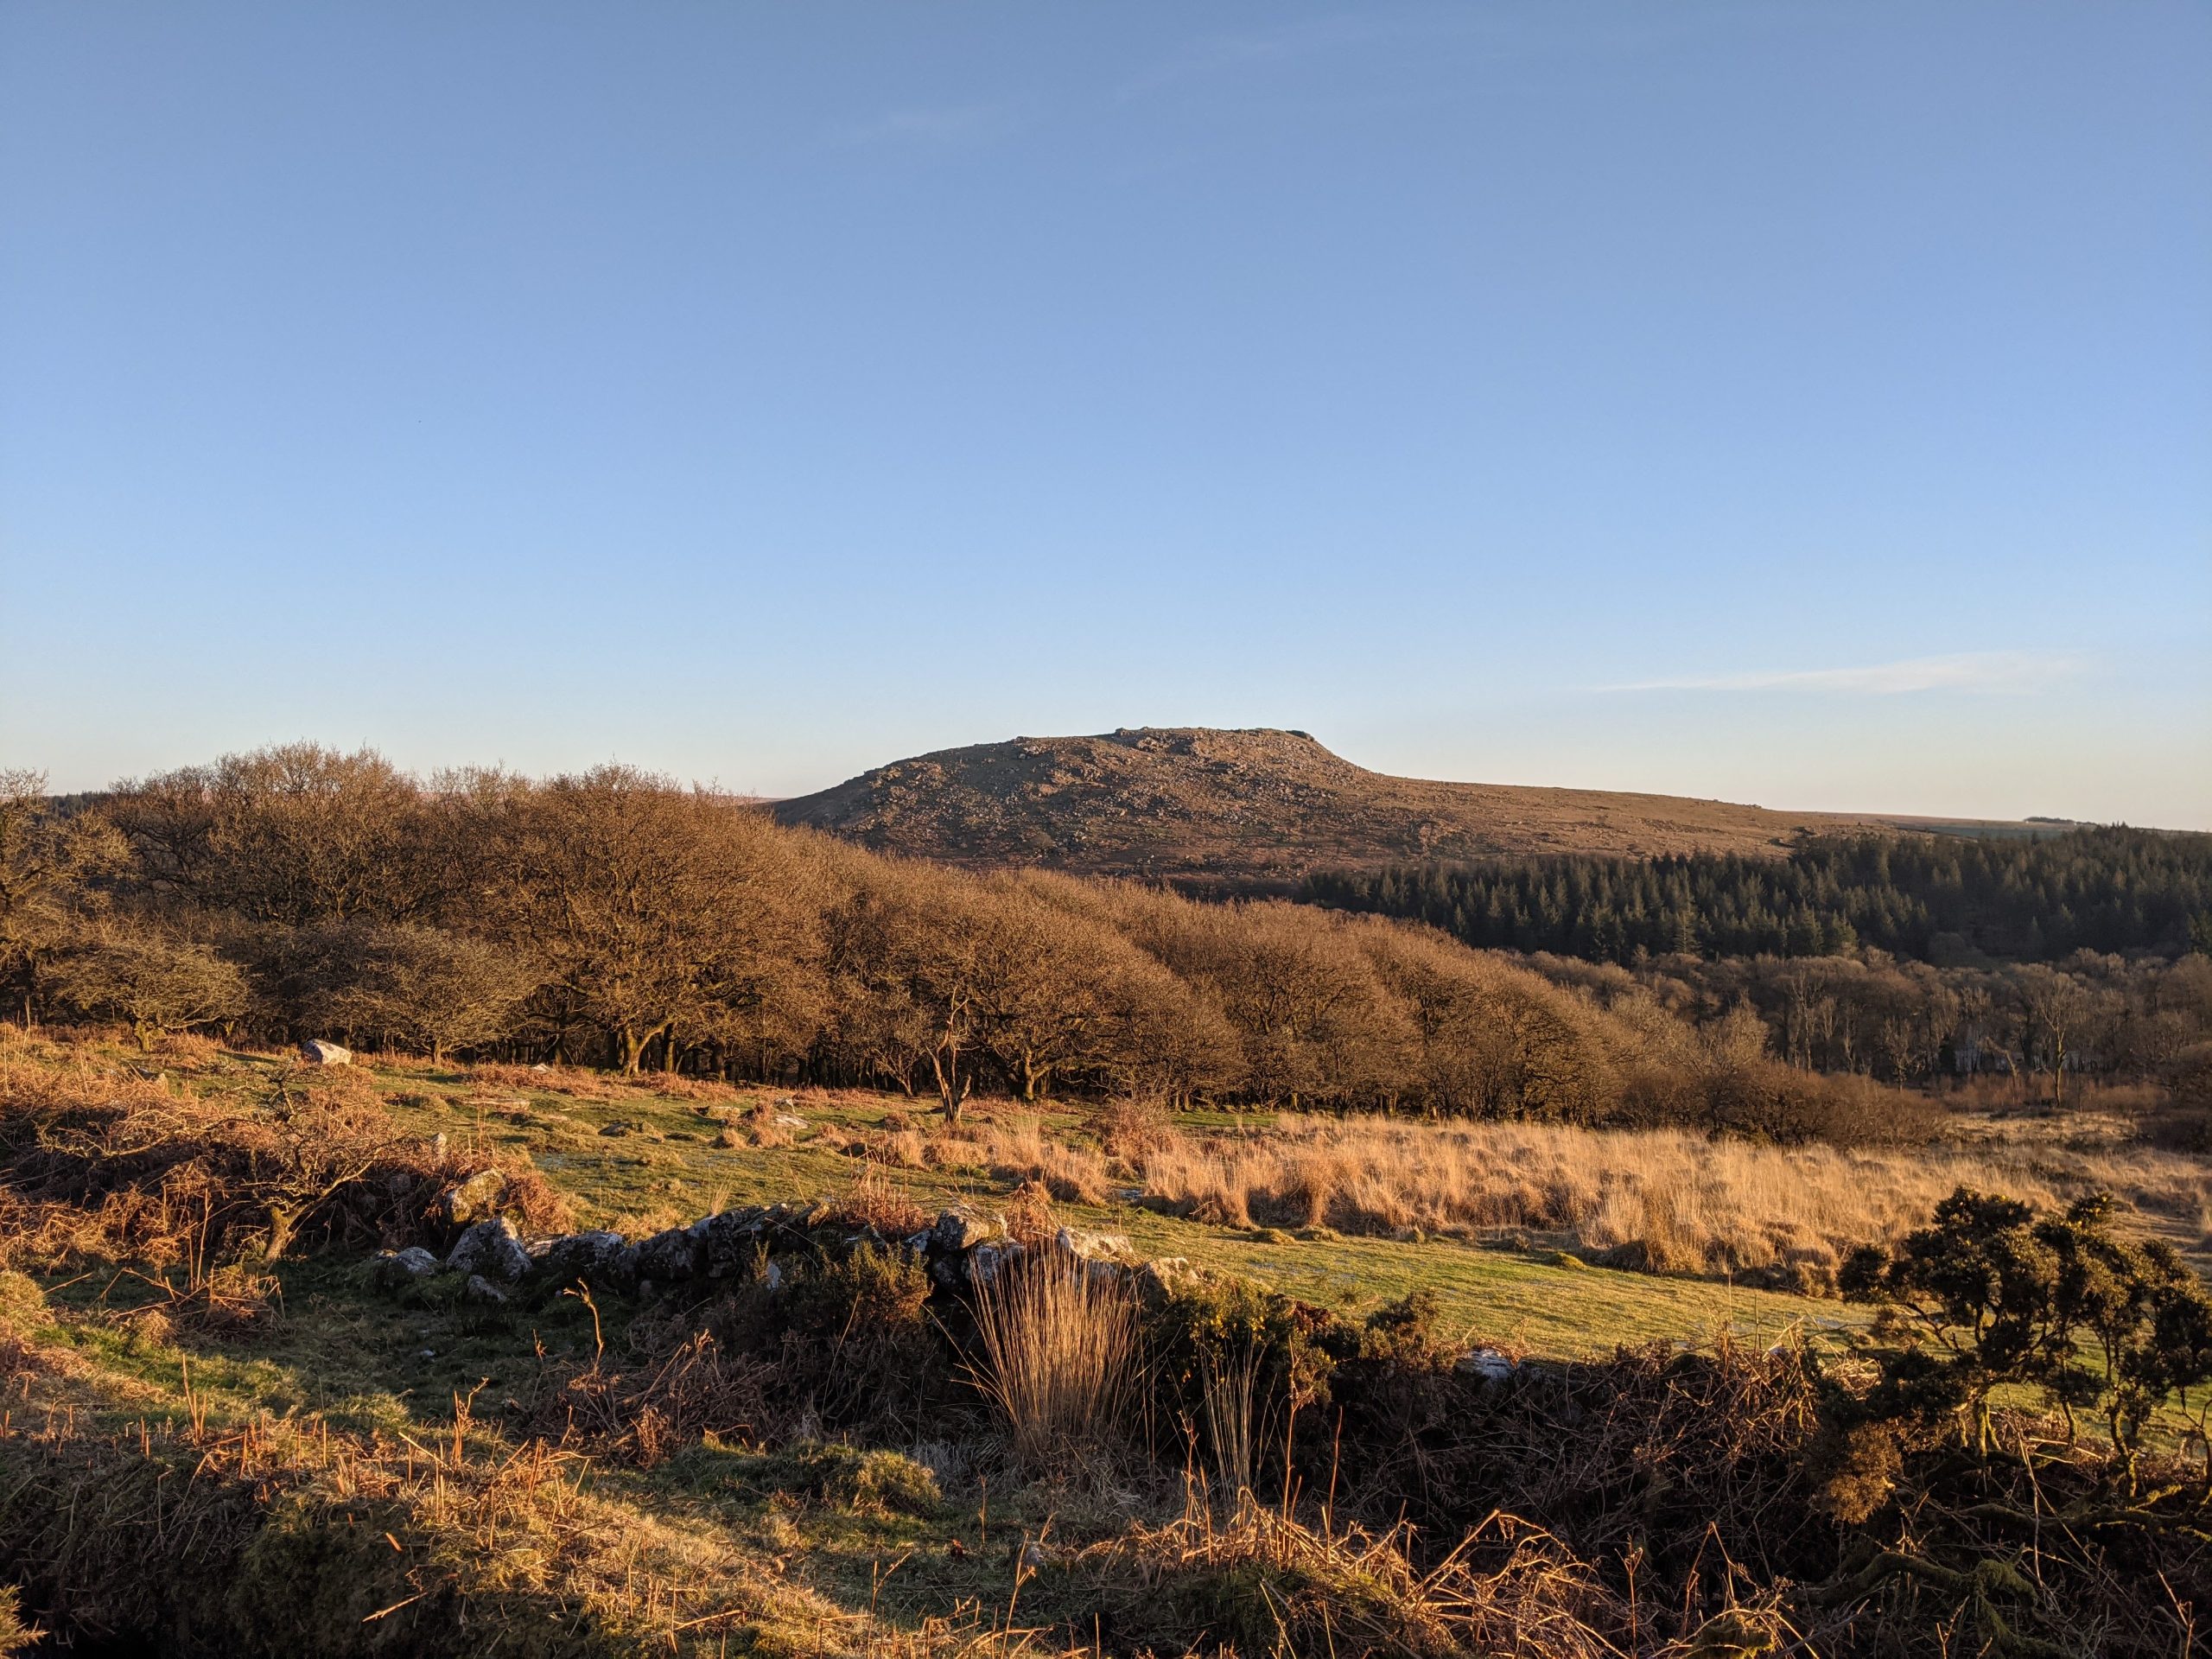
870,1548 -> 914,1620
1323,1407 -> 1343,1537
361,1590 -> 429,1624
1001,1543 -> 1031,1645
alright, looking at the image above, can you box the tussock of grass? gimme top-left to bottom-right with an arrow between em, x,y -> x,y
1101,1496 -> 1791,1659
965,1253 -> 1138,1474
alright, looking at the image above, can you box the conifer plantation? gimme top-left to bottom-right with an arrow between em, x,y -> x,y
1308,829 -> 2212,964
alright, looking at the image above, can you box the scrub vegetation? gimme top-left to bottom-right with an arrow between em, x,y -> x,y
0,1027 -> 2206,1655
0,747 -> 2209,1653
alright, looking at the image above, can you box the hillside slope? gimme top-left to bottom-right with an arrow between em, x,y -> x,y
772,727 -> 1885,884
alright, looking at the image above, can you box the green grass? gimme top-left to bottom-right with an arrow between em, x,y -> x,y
338,1054 -> 1859,1363
10,1037 -> 2198,1657
35,1038 -> 1864,1422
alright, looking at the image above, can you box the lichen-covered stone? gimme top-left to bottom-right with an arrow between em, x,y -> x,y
931,1205 -> 1007,1253
1054,1226 -> 1135,1265
448,1217 -> 531,1281
1133,1255 -> 1205,1304
1454,1348 -> 1516,1382
535,1230 -> 630,1287
700,1207 -> 771,1278
633,1224 -> 702,1286
438,1169 -> 507,1228
965,1240 -> 1025,1287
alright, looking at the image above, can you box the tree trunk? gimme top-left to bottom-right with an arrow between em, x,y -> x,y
931,1050 -> 969,1125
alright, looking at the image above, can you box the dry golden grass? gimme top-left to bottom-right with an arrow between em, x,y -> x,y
469,1059 -> 744,1103
948,1101 -> 2209,1284
965,1252 -> 1138,1472
1098,1491 -> 1796,1659
944,1116 -> 1111,1205
0,1263 -> 820,1654
1138,1115 -> 2211,1279
0,1024 -> 569,1282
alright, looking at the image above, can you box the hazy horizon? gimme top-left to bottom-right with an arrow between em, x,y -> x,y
4,3 -> 2208,826
14,721 -> 2202,836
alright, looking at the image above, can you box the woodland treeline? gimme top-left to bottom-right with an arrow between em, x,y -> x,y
1,748 -> 2207,1142
1306,829 -> 2212,964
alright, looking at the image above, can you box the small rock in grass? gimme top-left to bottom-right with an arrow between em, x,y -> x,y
438,1168 -> 507,1228
931,1205 -> 1007,1253
462,1274 -> 509,1306
1455,1348 -> 1516,1383
299,1039 -> 352,1065
371,1246 -> 441,1290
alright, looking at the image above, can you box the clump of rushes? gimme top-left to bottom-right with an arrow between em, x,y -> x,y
964,1250 -> 1138,1472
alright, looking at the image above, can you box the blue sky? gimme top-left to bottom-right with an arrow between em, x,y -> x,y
3,3 -> 2207,824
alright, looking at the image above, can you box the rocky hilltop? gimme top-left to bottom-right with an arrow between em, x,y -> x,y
772,727 -> 1870,886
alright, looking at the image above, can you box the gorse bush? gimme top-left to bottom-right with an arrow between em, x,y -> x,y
1841,1185 -> 2212,1467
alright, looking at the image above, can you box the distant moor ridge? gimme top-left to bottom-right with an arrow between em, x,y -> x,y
772,726 -> 1903,885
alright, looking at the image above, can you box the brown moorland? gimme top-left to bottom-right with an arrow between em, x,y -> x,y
771,726 -> 1976,887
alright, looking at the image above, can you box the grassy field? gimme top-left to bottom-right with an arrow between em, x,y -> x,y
5,1031 -> 2203,1656
332,1052 -> 1866,1363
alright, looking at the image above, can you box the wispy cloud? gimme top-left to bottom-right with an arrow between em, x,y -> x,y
1120,10 -> 1479,99
1118,4 -> 1747,102
1597,651 -> 2093,696
831,103 -> 1023,150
